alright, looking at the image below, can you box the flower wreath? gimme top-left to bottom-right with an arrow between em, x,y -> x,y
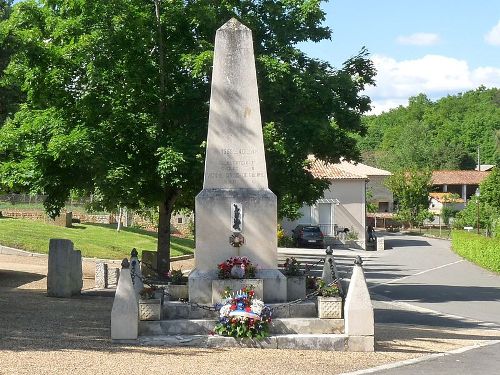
217,256 -> 256,279
214,286 -> 271,340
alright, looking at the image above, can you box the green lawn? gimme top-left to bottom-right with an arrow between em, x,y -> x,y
0,217 -> 194,260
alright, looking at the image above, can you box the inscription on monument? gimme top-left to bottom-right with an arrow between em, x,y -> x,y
206,148 -> 266,186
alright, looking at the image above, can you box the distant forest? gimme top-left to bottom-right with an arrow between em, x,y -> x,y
358,87 -> 500,172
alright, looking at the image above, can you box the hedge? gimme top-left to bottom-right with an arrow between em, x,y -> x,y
451,231 -> 500,274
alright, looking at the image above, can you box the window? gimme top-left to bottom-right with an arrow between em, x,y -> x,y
177,217 -> 183,224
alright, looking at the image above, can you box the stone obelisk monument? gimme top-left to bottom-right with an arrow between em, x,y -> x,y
189,18 -> 286,303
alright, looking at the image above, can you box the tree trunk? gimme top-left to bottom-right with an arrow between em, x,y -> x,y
117,207 -> 123,232
157,190 -> 178,278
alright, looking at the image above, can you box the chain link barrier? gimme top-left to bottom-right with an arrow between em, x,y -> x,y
129,253 -> 344,314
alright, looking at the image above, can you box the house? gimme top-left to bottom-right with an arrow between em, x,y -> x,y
428,192 -> 465,214
336,160 -> 393,213
432,170 -> 490,202
282,158 -> 393,249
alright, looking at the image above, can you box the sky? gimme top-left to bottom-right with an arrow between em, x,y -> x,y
299,0 -> 500,114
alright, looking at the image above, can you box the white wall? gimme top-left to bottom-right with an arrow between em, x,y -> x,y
283,179 -> 366,245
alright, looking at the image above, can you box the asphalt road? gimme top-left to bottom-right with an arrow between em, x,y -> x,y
279,232 -> 500,374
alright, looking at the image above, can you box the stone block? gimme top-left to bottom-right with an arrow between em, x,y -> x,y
376,237 -> 385,251
207,335 -> 278,349
317,296 -> 343,319
212,278 -> 263,303
108,267 -> 120,286
111,267 -> 138,340
164,284 -> 189,301
344,263 -> 374,336
47,239 -> 82,297
139,299 -> 161,321
188,268 -> 218,304
141,250 -> 157,278
276,334 -> 347,351
195,189 -> 278,271
95,262 -> 108,289
256,269 -> 287,303
270,318 -> 344,334
347,335 -> 374,352
286,275 -> 306,301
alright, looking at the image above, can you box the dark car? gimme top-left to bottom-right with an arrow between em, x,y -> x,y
292,225 -> 325,248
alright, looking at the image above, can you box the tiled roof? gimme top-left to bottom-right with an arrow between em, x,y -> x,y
429,192 -> 464,203
337,160 -> 392,176
308,157 -> 367,180
432,170 -> 490,185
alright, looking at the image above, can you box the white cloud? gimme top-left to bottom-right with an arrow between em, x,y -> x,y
365,54 -> 500,114
396,33 -> 440,46
485,20 -> 500,46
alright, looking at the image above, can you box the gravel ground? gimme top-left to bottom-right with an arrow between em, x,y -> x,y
1,253 -> 499,375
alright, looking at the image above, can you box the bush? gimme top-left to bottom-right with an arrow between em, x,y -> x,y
451,231 -> 500,274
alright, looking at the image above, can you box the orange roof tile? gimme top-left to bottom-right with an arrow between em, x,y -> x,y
432,170 -> 490,185
308,158 -> 367,180
429,192 -> 465,203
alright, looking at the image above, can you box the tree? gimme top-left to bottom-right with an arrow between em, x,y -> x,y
0,1 -> 375,275
386,169 -> 433,228
0,0 -> 22,128
359,88 -> 500,171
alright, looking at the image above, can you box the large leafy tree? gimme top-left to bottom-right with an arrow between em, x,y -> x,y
386,169 -> 433,228
0,0 -> 375,275
0,0 -> 22,127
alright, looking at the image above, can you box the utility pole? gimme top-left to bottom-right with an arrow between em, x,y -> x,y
477,145 -> 480,171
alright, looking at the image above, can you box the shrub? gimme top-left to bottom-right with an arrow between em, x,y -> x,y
451,231 -> 500,274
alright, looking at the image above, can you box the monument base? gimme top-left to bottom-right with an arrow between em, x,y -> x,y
189,268 -> 286,304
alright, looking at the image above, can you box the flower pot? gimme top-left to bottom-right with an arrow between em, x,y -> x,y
164,284 -> 189,301
286,275 -> 306,301
139,298 -> 161,321
317,296 -> 343,319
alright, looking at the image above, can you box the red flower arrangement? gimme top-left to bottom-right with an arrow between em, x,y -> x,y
217,256 -> 256,279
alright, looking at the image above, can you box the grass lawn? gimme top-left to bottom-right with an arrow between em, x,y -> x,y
0,217 -> 194,260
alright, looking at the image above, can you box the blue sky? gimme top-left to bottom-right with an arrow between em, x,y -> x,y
300,0 -> 500,113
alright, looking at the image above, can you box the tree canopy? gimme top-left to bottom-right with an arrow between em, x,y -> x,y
0,0 -> 375,273
358,88 -> 500,171
386,169 -> 433,228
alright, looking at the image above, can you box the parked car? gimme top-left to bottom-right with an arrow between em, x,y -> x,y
292,225 -> 325,248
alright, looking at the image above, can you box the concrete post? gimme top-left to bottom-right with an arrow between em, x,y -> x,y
111,259 -> 138,340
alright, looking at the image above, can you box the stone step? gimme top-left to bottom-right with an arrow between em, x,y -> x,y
162,300 -> 318,319
139,318 -> 344,336
127,334 -> 373,351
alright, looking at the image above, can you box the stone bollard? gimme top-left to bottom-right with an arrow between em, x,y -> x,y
130,248 -> 144,297
344,256 -> 374,351
111,259 -> 138,340
376,237 -> 385,251
47,239 -> 83,297
322,246 -> 344,295
95,262 -> 108,289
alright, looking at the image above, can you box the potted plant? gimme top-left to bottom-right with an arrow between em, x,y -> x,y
282,257 -> 307,301
139,286 -> 161,321
164,268 -> 189,301
316,279 -> 343,319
